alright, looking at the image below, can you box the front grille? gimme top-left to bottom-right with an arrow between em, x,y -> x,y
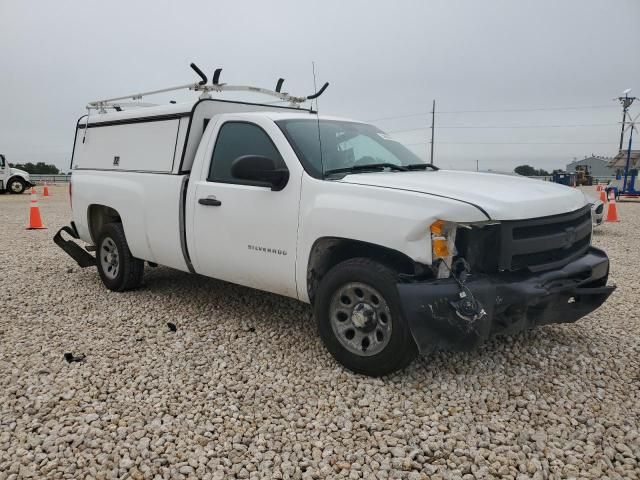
498,205 -> 592,272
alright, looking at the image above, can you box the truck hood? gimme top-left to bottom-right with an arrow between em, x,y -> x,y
10,167 -> 30,178
337,170 -> 588,220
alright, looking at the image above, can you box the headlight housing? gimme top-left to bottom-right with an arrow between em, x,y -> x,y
430,220 -> 458,278
430,220 -> 502,278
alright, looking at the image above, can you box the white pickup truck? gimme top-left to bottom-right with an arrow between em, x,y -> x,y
54,66 -> 615,376
0,154 -> 33,194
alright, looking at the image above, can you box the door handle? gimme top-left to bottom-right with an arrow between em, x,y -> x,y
198,197 -> 222,206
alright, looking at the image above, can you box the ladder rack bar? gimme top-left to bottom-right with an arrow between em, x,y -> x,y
208,85 -> 305,103
88,83 -> 200,106
85,63 -> 329,113
88,83 -> 309,111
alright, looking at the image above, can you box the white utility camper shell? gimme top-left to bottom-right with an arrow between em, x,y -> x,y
71,99 -> 315,174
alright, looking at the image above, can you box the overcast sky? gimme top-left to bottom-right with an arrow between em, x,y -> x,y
1,0 -> 638,172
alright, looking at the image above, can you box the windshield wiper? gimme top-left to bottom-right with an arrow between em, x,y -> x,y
405,163 -> 440,171
324,163 -> 408,177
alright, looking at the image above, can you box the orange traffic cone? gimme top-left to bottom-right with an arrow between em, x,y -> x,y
599,189 -> 607,203
605,191 -> 619,223
26,190 -> 46,230
43,182 -> 49,197
596,184 -> 602,192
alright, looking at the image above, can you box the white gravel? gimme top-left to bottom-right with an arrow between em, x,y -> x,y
0,185 -> 638,479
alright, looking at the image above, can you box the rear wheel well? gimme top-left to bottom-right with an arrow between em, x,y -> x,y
307,237 -> 419,304
88,205 -> 122,243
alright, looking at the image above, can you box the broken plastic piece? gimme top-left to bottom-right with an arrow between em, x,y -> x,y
64,352 -> 86,363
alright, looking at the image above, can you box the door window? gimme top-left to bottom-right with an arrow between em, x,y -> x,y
208,122 -> 285,184
0,155 -> 5,168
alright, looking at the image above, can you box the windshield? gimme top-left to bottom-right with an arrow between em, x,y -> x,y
276,119 -> 425,178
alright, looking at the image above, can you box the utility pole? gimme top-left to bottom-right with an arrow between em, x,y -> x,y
622,112 -> 639,193
429,100 -> 435,165
618,90 -> 636,150
476,159 -> 479,172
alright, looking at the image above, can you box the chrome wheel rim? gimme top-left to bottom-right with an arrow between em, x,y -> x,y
10,182 -> 22,193
100,237 -> 120,280
329,282 -> 392,357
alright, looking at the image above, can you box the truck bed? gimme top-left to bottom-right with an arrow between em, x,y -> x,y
72,170 -> 189,271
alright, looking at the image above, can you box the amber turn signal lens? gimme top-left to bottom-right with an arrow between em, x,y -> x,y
430,220 -> 445,235
432,238 -> 449,258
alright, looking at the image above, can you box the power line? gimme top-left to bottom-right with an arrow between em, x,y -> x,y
438,105 -> 619,114
387,123 -> 618,134
367,104 -> 619,122
403,141 -> 615,146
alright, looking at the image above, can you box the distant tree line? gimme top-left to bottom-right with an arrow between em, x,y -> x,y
9,162 -> 60,174
514,164 -> 550,177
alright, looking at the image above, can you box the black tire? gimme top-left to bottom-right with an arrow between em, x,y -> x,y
314,258 -> 418,377
7,177 -> 26,194
96,223 -> 144,292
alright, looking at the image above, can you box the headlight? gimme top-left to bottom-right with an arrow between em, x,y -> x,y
430,220 -> 458,278
429,220 -> 502,278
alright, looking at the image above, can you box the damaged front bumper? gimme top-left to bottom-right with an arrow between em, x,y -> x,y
398,247 -> 615,353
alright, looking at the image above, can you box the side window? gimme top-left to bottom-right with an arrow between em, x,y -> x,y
208,122 -> 285,183
0,155 -> 5,168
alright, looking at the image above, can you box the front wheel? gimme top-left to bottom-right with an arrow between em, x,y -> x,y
96,223 -> 144,292
314,258 -> 418,377
7,178 -> 26,194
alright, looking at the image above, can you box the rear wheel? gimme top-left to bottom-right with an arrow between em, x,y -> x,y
7,178 -> 26,194
96,223 -> 144,291
314,258 -> 418,377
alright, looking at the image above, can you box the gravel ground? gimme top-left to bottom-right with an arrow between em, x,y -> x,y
0,185 -> 638,480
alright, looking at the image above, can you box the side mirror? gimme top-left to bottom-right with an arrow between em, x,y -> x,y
230,155 -> 289,191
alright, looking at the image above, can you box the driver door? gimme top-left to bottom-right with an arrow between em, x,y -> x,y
189,118 -> 302,298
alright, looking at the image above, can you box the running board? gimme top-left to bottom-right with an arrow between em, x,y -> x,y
53,224 -> 96,268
